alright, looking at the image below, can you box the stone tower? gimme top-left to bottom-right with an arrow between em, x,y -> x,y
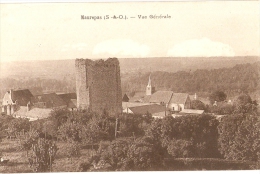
75,58 -> 122,116
146,73 -> 155,95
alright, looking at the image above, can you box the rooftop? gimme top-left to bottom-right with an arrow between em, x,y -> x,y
180,109 -> 204,114
32,93 -> 67,108
128,104 -> 167,115
170,93 -> 189,104
149,91 -> 173,104
13,106 -> 52,121
9,89 -> 33,106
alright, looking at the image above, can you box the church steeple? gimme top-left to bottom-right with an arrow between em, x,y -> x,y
146,73 -> 154,95
147,73 -> 151,87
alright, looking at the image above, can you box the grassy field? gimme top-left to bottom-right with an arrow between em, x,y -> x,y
0,138 -> 94,173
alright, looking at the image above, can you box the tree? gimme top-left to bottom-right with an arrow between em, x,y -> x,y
209,102 -> 234,115
49,108 -> 71,127
167,138 -> 194,158
57,120 -> 82,142
7,118 -> 30,138
90,137 -> 164,171
191,100 -> 206,110
209,91 -> 227,104
119,113 -> 150,138
93,139 -> 130,171
146,114 -> 220,158
42,120 -> 58,138
80,116 -> 110,150
218,114 -> 260,161
28,138 -> 58,172
173,115 -> 220,158
126,136 -> 163,171
233,94 -> 258,115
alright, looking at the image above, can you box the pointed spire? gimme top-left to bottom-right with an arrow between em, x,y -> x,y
147,73 -> 151,87
146,72 -> 153,96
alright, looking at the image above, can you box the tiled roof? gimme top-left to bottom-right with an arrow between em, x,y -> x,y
32,93 -> 67,108
129,91 -> 146,102
170,93 -> 189,104
11,89 -> 33,106
180,109 -> 204,114
128,104 -> 166,115
58,93 -> 76,103
142,95 -> 152,103
57,93 -> 77,108
149,91 -> 173,104
13,106 -> 52,121
122,102 -> 150,110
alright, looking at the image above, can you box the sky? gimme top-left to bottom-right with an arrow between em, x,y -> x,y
0,1 -> 259,62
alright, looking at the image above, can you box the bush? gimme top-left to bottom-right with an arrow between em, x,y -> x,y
146,114 -> 220,158
7,118 -> 30,138
77,160 -> 92,172
28,138 -> 58,172
91,137 -> 164,171
58,121 -> 82,142
191,100 -> 206,110
218,114 -> 260,161
167,139 -> 194,158
164,158 -> 255,170
65,142 -> 81,159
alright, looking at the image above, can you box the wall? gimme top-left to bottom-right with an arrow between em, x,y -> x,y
2,91 -> 13,106
75,59 -> 90,109
75,58 -> 122,117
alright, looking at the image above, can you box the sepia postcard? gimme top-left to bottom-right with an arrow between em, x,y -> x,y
0,1 -> 259,173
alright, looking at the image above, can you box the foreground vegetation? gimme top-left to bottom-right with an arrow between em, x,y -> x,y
0,97 -> 259,172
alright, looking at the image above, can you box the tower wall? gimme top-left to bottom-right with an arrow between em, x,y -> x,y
75,58 -> 122,116
75,59 -> 90,109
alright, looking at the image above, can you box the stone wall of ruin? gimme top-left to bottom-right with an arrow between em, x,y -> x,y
75,59 -> 90,109
75,58 -> 122,116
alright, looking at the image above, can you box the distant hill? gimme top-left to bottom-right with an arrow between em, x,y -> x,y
119,56 -> 259,74
122,62 -> 260,101
0,56 -> 259,100
0,56 -> 259,79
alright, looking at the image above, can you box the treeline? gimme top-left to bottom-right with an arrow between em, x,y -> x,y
1,62 -> 259,100
0,75 -> 76,98
122,62 -> 260,96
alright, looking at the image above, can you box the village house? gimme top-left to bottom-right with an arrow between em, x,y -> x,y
123,74 -> 206,116
31,93 -> 67,109
57,93 -> 77,111
128,75 -> 191,111
1,89 -> 77,121
1,89 -> 33,115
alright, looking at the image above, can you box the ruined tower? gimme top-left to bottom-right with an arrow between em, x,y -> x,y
75,58 -> 122,116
